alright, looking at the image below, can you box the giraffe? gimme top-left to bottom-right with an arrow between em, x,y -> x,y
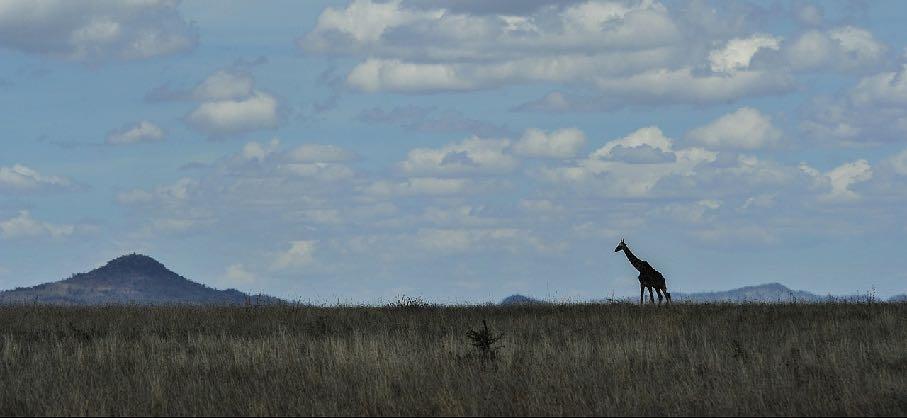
614,239 -> 671,305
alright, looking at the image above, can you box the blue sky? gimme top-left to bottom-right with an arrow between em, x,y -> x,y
2,0 -> 907,303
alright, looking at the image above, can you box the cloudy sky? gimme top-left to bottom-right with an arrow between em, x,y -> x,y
2,0 -> 907,303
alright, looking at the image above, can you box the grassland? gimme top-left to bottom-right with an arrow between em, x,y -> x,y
0,302 -> 904,416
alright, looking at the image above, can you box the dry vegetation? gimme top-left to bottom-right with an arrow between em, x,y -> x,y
0,302 -> 904,416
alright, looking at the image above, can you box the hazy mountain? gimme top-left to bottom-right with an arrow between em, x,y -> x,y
673,283 -> 824,303
500,283 -> 905,305
0,254 -> 279,305
500,294 -> 544,306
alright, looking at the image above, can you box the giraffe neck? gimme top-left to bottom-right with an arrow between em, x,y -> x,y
623,247 -> 645,272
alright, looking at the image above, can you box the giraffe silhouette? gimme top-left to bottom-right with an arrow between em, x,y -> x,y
614,239 -> 671,305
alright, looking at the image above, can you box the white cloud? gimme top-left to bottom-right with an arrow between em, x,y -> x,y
364,177 -> 478,197
400,136 -> 516,176
106,120 -> 165,145
301,0 -> 805,106
692,224 -> 777,245
192,71 -> 255,101
784,26 -> 886,72
280,163 -> 355,182
794,3 -> 823,26
0,0 -> 196,61
850,64 -> 907,107
0,211 -> 75,239
412,227 -> 557,255
117,178 -> 197,207
302,0 -> 441,51
512,128 -> 586,159
824,159 -> 872,201
222,264 -> 257,287
889,148 -> 907,176
519,199 -> 564,214
687,107 -> 781,149
542,127 -> 717,197
288,144 -> 354,163
591,126 -> 673,158
0,165 -> 71,192
347,59 -> 478,93
799,159 -> 873,202
186,91 -> 279,137
592,68 -> 793,106
709,34 -> 781,74
653,199 -> 721,223
273,240 -> 317,270
801,65 -> 907,145
302,0 -> 677,60
240,139 -> 281,162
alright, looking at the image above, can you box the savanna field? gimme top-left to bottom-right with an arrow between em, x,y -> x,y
0,303 -> 904,416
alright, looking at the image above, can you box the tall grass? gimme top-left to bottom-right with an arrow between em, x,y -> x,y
0,302 -> 904,416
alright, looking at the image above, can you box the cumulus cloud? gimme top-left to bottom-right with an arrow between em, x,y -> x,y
347,59 -> 478,93
793,3 -> 823,26
273,240 -> 317,270
163,70 -> 284,138
300,0 -> 818,107
400,136 -> 517,176
221,264 -> 257,287
823,159 -> 873,201
687,107 -> 781,149
0,211 -> 75,239
653,199 -> 722,223
280,163 -> 355,182
0,165 -> 71,192
797,159 -> 873,202
801,65 -> 907,145
301,0 -> 679,59
709,34 -> 781,74
542,127 -> 717,197
0,0 -> 197,61
411,227 -> 556,255
192,71 -> 255,101
784,26 -> 887,72
512,128 -> 586,159
358,105 -> 511,137
363,177 -> 483,197
888,148 -> 907,176
288,144 -> 354,163
117,178 -> 198,207
591,126 -> 673,159
186,91 -> 280,137
240,139 -> 281,162
591,68 -> 793,107
106,120 -> 165,145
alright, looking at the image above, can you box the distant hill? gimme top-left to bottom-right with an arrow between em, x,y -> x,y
0,254 -> 280,305
500,294 -> 544,306
673,283 -> 824,303
500,283 -> 905,305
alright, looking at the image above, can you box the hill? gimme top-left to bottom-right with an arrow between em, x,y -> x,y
499,294 -> 545,306
0,254 -> 279,305
500,282 -> 905,304
673,282 -> 824,303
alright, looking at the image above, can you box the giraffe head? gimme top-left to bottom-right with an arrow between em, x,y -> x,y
614,238 -> 627,253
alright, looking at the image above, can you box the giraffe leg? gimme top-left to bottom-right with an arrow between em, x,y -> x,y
648,287 -> 655,304
663,287 -> 671,305
655,288 -> 664,305
640,284 -> 644,305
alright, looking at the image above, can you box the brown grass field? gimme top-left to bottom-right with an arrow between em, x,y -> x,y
0,302 -> 904,416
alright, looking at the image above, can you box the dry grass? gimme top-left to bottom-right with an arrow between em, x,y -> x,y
0,302 -> 904,416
